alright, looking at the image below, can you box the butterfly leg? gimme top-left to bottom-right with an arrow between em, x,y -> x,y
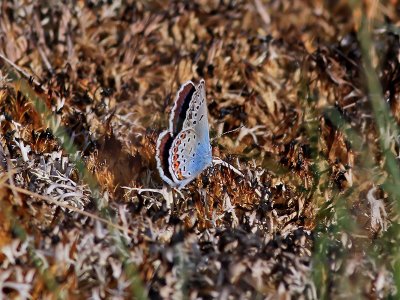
212,157 -> 244,177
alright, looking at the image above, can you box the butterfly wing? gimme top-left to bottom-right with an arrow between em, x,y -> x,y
157,79 -> 212,188
184,79 -> 212,168
169,79 -> 210,144
155,130 -> 175,186
169,81 -> 196,135
168,128 -> 212,188
183,80 -> 209,140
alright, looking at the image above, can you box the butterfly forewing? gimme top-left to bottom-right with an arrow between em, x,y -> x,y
183,80 -> 209,137
197,80 -> 211,145
169,81 -> 196,135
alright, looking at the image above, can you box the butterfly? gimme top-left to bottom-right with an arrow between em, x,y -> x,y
156,79 -> 212,188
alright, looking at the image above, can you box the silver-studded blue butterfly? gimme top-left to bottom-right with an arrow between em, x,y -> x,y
156,79 -> 212,188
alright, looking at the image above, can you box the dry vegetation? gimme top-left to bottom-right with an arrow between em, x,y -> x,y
1,0 -> 400,299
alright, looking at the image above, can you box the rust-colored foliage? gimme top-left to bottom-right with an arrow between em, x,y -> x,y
0,1 -> 399,299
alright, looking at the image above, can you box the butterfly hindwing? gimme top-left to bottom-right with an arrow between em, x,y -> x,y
167,128 -> 211,187
155,130 -> 175,186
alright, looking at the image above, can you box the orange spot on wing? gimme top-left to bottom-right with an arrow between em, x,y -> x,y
172,159 -> 184,180
177,170 -> 183,179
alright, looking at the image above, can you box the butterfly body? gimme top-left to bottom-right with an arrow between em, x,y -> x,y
156,79 -> 212,188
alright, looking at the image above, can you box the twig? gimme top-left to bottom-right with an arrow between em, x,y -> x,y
0,53 -> 43,88
123,185 -> 175,209
6,160 -> 22,206
254,0 -> 271,27
38,45 -> 54,74
2,182 -> 134,235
